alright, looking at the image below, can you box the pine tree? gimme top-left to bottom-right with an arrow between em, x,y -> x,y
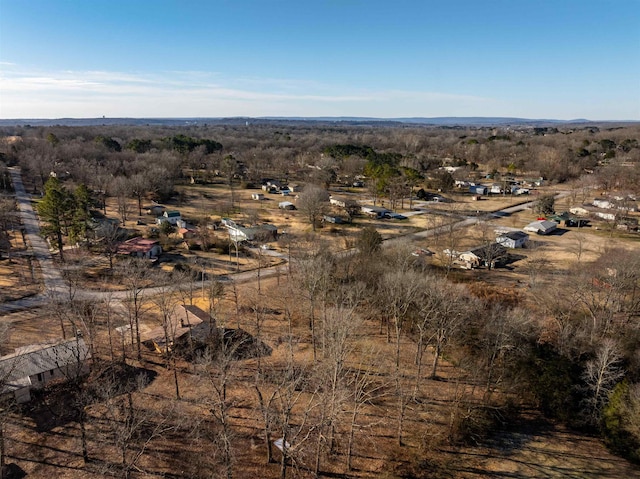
37,177 -> 73,260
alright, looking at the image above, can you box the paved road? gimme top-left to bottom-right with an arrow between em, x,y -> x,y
387,191 -> 570,244
0,168 -> 68,315
0,171 -> 570,315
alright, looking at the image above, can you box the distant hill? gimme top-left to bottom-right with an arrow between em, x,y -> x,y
0,116 -> 635,128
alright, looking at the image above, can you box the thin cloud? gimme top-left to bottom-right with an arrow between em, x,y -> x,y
0,65 -> 497,118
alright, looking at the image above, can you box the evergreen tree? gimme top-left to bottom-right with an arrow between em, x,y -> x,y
37,177 -> 73,260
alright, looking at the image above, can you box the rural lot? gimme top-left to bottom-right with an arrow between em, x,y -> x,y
0,122 -> 639,478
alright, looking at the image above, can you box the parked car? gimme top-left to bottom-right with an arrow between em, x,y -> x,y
384,212 -> 407,220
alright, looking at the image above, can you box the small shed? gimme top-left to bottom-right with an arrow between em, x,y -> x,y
251,193 -> 264,201
178,227 -> 197,239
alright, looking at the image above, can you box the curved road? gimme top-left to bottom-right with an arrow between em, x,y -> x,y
0,168 -> 570,315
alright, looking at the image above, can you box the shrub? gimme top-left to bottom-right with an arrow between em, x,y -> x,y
602,381 -> 640,463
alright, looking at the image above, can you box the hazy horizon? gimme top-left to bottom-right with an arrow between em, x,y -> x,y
1,0 -> 639,120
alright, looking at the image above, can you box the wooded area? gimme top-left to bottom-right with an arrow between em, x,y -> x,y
0,121 -> 639,478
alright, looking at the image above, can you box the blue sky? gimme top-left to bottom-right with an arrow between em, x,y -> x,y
1,0 -> 638,119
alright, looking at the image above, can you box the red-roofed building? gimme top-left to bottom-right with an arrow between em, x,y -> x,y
116,237 -> 162,259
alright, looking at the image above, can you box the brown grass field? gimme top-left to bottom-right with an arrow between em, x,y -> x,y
1,179 -> 640,478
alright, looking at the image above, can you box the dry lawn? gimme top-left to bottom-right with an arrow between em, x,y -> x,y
2,274 -> 639,478
2,180 -> 639,478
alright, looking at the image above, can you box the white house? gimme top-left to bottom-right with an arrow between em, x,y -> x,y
595,211 -> 616,221
496,231 -> 529,248
0,338 -> 91,403
226,223 -> 278,242
570,207 -> 589,216
329,196 -> 348,208
593,199 -> 614,209
156,210 -> 182,225
523,220 -> 558,235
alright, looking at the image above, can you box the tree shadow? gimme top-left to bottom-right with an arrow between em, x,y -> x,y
20,361 -> 157,432
1,463 -> 26,479
177,325 -> 273,362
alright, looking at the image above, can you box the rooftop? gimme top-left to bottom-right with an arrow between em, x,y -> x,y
0,338 -> 90,393
117,236 -> 160,254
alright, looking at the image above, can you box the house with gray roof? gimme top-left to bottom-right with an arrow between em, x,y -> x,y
523,219 -> 558,235
496,231 -> 529,248
0,338 -> 90,403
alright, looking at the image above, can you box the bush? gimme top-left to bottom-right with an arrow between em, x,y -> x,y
602,381 -> 640,463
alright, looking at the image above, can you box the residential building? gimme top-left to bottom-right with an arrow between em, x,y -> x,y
156,210 -> 182,225
0,338 -> 90,403
361,205 -> 390,218
496,231 -> 529,248
523,220 -> 558,235
117,237 -> 162,259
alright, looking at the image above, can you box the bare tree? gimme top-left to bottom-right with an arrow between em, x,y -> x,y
379,269 -> 421,446
570,231 -> 588,262
345,350 -> 384,471
94,373 -> 172,479
295,249 -> 334,361
582,338 -> 625,425
312,301 -> 362,475
112,176 -> 132,224
119,259 -> 151,359
297,184 -> 329,231
96,220 -> 123,270
197,345 -> 237,479
152,280 -> 182,400
273,359 -> 319,479
426,282 -> 470,379
128,173 -> 150,217
476,306 -> 535,402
